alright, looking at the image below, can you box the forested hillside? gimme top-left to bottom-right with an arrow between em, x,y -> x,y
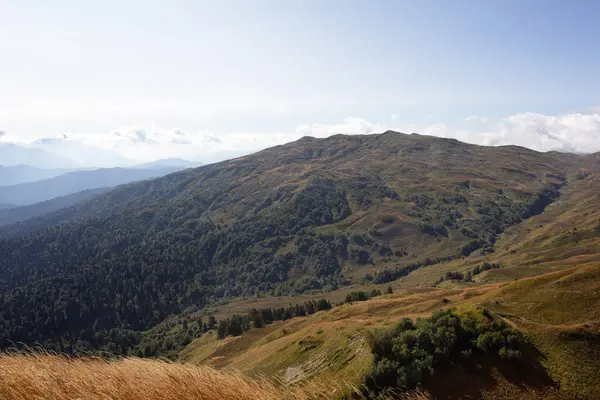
0,131 -> 594,353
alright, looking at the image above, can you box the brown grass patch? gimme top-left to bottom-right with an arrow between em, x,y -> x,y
0,352 -> 358,400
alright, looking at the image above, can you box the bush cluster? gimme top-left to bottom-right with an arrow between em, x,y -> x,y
366,309 -> 526,394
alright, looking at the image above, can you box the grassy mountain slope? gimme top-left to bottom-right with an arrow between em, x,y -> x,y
171,162 -> 600,398
482,263 -> 600,398
364,167 -> 600,289
0,131 -> 593,356
3,265 -> 595,399
490,169 -> 600,268
179,263 -> 600,399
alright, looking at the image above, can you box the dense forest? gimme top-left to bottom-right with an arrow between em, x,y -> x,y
0,132 -> 590,353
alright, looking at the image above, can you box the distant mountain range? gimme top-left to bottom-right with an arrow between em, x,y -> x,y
0,166 -> 183,206
0,203 -> 16,211
0,187 -> 108,227
0,159 -> 198,187
0,165 -> 74,186
0,143 -> 79,169
1,141 -> 201,170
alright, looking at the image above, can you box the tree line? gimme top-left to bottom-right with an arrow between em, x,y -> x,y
435,263 -> 503,285
364,256 -> 456,285
216,299 -> 333,339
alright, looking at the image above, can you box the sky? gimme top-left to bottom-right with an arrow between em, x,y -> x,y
1,0 -> 600,166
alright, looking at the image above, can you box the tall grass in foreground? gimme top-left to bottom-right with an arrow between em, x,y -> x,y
0,351 -> 359,400
0,351 -> 429,400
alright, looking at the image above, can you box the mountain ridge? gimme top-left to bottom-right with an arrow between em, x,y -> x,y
0,131 -> 596,357
0,165 -> 75,187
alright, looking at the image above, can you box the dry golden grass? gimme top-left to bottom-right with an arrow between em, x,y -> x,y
0,351 -> 365,400
0,351 -> 435,400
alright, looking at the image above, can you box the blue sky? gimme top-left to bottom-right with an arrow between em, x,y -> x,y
1,0 -> 599,165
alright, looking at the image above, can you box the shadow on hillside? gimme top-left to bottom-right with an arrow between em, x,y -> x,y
423,344 -> 558,400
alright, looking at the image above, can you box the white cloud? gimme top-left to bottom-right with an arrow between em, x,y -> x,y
33,137 -> 136,167
2,111 -> 600,168
498,112 -> 600,152
39,125 -> 306,164
12,117 -> 387,166
466,115 -> 489,123
295,117 -> 387,138
417,112 -> 600,153
421,124 -> 450,137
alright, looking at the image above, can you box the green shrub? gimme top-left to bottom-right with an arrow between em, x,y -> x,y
365,309 -> 527,393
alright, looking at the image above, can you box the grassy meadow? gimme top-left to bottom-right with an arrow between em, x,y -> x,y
178,263 -> 600,399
